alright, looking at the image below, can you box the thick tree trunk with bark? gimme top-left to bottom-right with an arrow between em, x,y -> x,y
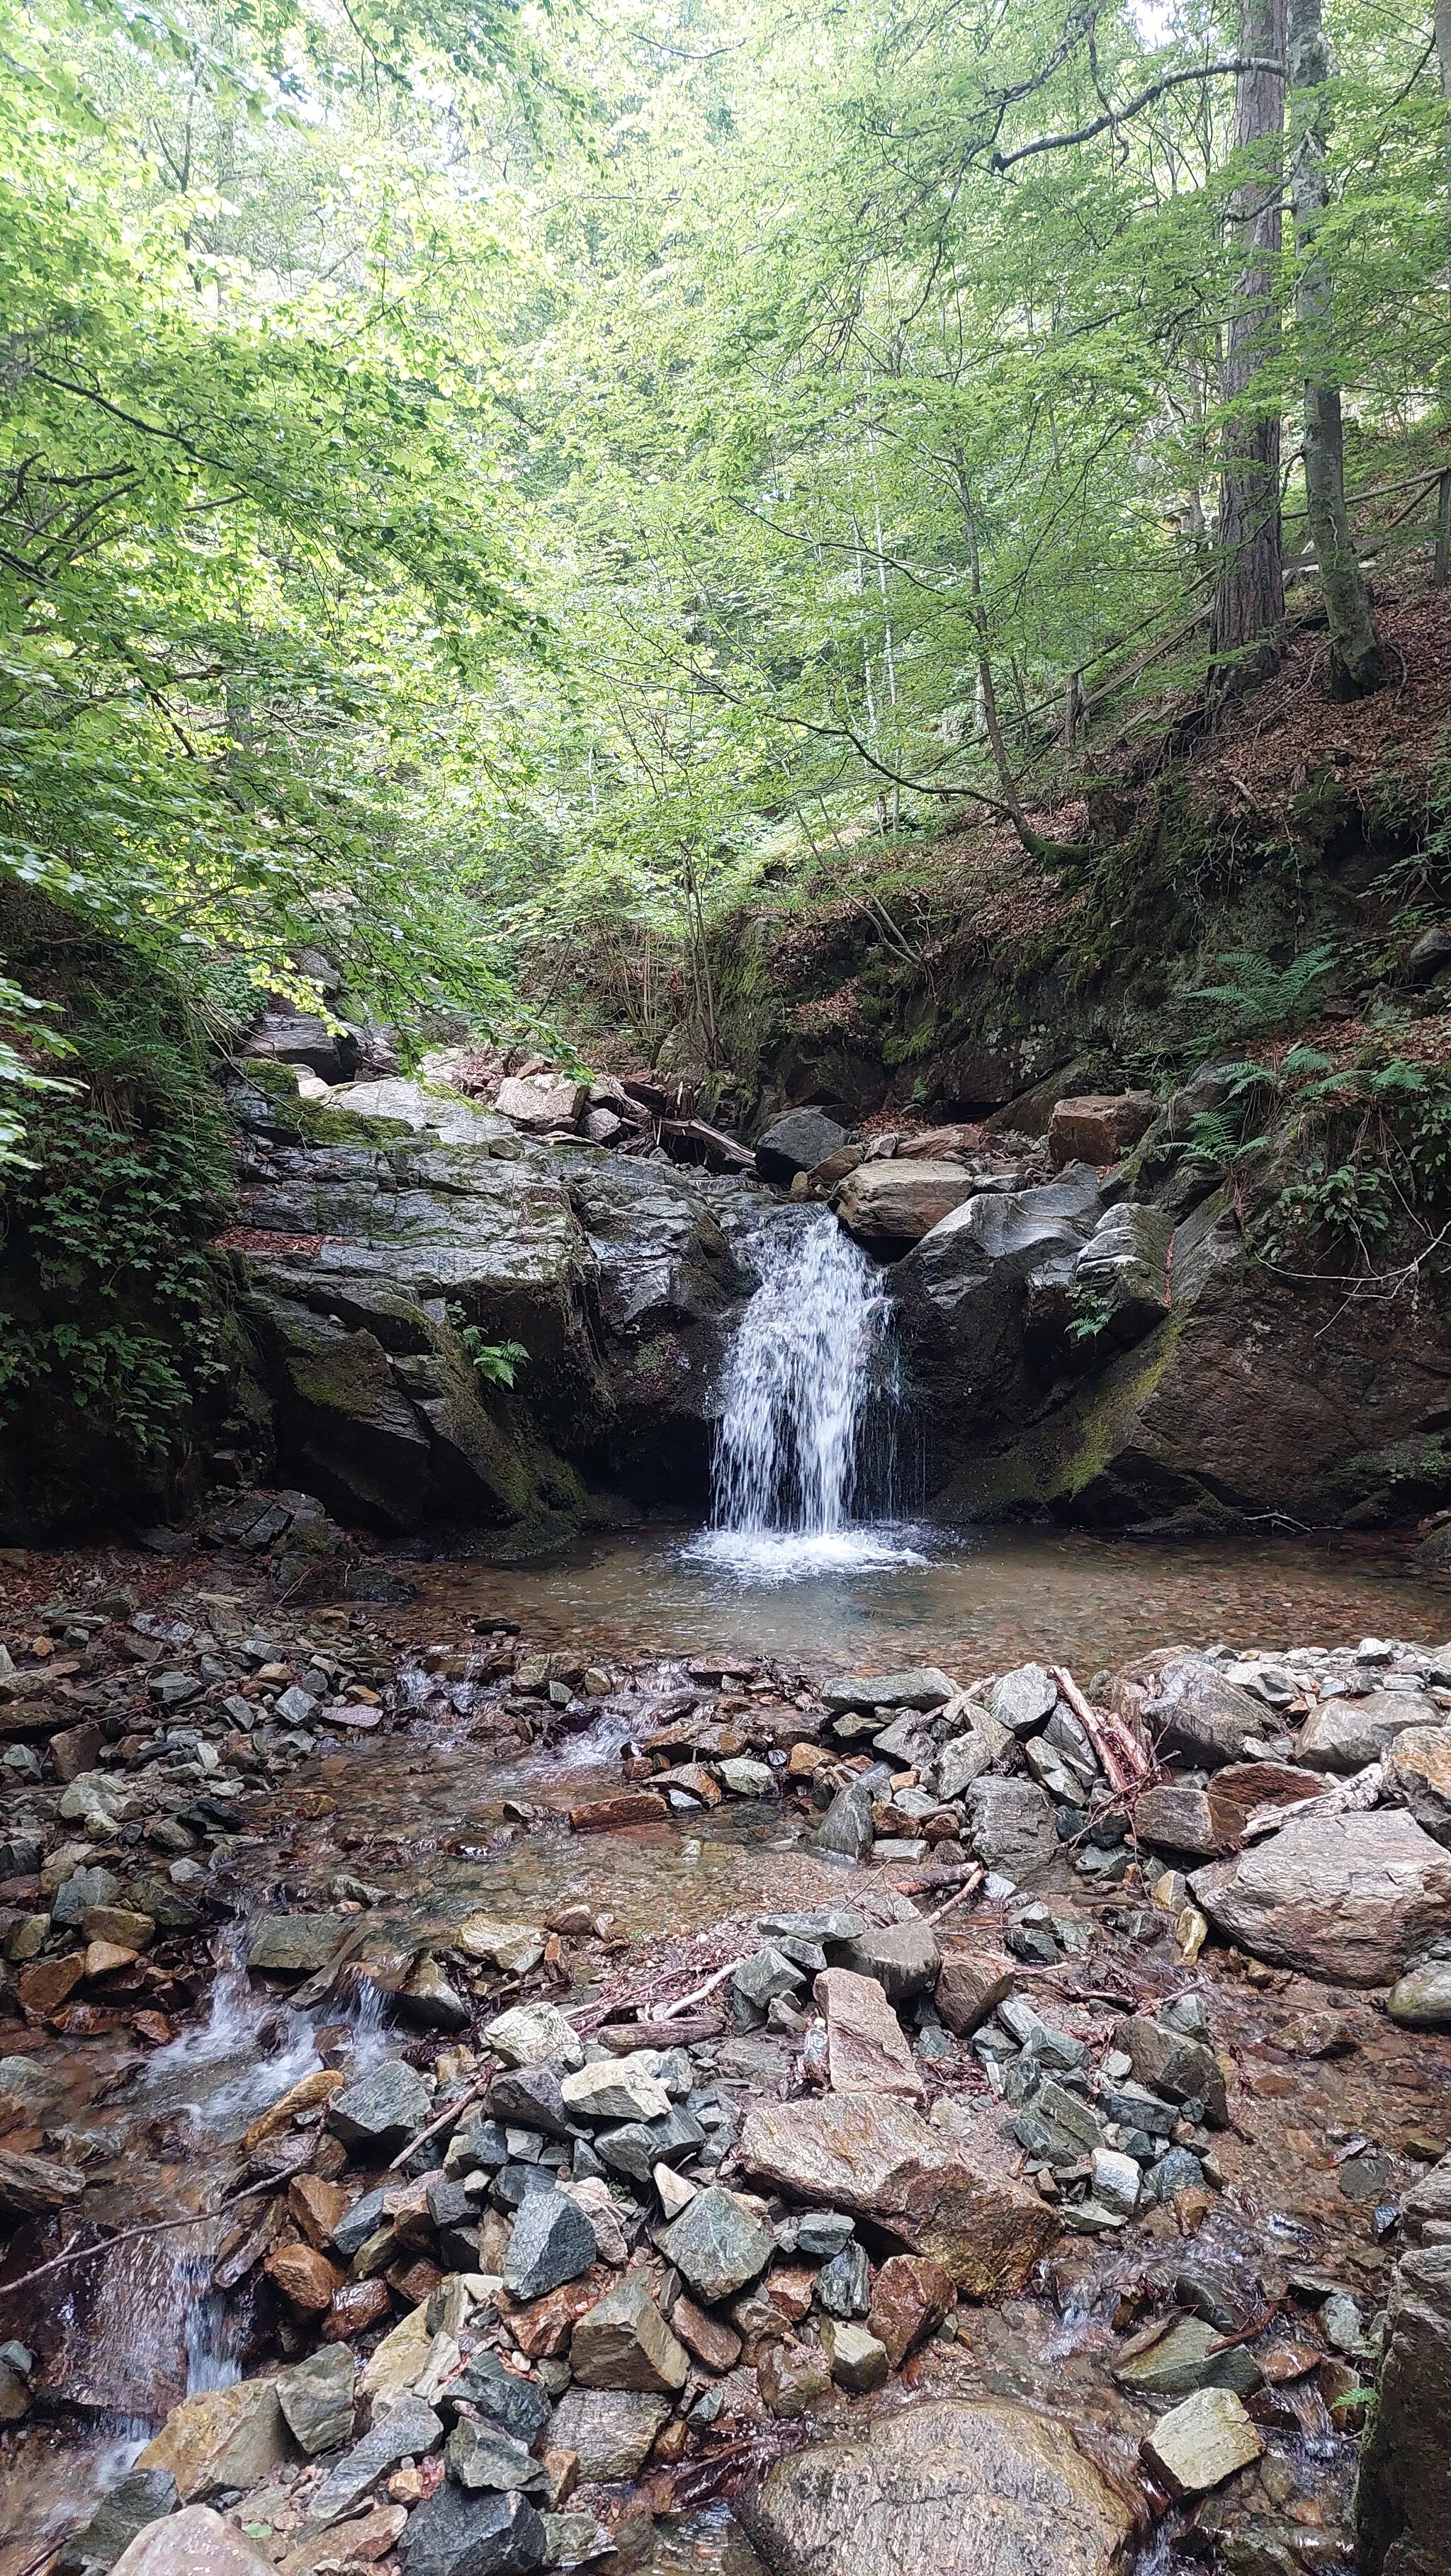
1211,0 -> 1287,687
1287,0 -> 1382,696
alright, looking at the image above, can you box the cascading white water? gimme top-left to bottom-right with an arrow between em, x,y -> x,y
685,1208 -> 926,1581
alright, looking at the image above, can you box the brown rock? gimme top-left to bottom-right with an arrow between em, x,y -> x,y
279,2506 -> 407,2576
136,2379 -> 289,2502
1048,1092 -> 1156,1167
504,2273 -> 606,2359
813,1968 -> 924,2100
1205,1761 -> 1324,1846
1131,1786 -> 1220,1858
266,2242 -> 345,2312
321,2279 -> 392,2341
740,2092 -> 1057,2296
933,1949 -> 1014,2038
288,2174 -> 353,2251
17,1953 -> 84,2015
84,1940 -> 137,1979
0,2145 -> 84,2218
111,2505 -> 278,2576
866,2254 -> 954,2368
766,2264 -> 816,2325
835,1163 -> 982,1256
739,2395 -> 1135,2576
1192,1811 -> 1451,1986
49,1722 -> 102,1782
667,2293 -> 742,2374
244,2069 -> 346,2153
568,1794 -> 668,1832
757,2339 -> 834,2419
81,1905 -> 156,1950
569,2271 -> 689,2393
1388,1727 -> 1451,1844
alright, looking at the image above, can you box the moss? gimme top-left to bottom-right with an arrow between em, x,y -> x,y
235,1058 -> 414,1149
958,1315 -> 1190,1520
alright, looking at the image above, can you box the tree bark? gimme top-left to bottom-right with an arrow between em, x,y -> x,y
1287,0 -> 1382,695
1211,0 -> 1287,688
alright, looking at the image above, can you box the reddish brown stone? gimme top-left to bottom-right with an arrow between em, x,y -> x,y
568,1794 -> 668,1832
266,2242 -> 345,2312
503,2272 -> 609,2359
866,2253 -> 954,2368
288,2173 -> 353,2251
757,2339 -> 832,2418
18,1953 -> 84,2015
48,1723 -> 102,1783
321,2278 -> 392,2341
1048,1091 -> 1156,1168
132,2009 -> 172,2043
385,2258 -> 442,2307
669,2293 -> 742,2374
764,2265 -> 815,2325
933,1949 -> 1015,2038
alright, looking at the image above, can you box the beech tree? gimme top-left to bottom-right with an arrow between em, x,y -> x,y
1210,0 -> 1287,685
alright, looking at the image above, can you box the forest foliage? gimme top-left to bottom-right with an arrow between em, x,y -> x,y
1,0 -> 1450,1143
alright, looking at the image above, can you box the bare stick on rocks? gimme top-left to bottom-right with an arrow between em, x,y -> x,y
1052,1664 -> 1153,1794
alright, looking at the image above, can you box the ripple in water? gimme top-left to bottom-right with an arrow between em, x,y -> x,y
683,1209 -> 924,1584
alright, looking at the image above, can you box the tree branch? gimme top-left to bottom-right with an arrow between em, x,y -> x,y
991,59 -> 1286,172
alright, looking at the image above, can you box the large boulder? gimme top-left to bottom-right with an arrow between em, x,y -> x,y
108,2508 -> 276,2576
739,2092 -> 1057,2296
1071,1204 -> 1172,1346
1299,1693 -> 1444,1774
1048,1093 -> 1156,1169
755,1108 -> 849,1182
1190,1812 -> 1451,1985
738,2395 -> 1134,2576
891,1169 -> 1103,1455
1356,2225 -> 1451,2575
834,1163 -> 983,1257
1110,1653 -> 1268,1770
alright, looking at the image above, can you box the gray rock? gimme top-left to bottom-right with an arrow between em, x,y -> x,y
733,1947 -> 808,2010
446,2419 -> 551,2493
1192,1812 -> 1451,1985
1114,2014 -> 1228,2127
738,2395 -> 1133,2576
307,2395 -> 444,2529
51,1866 -> 123,1929
793,2211 -> 857,2259
568,2271 -> 690,2393
818,2241 -> 872,2319
965,1776 -> 1058,1877
330,2186 -> 390,2261
504,2191 -> 598,2299
655,2185 -> 775,2303
1357,2238 -> 1451,2574
1388,1961 -> 1451,2027
1072,1204 -> 1173,1346
1300,1691 -> 1444,1773
1112,2315 -> 1262,2398
276,2346 -> 356,2455
55,2468 -> 180,2572
987,1666 -> 1058,1738
838,1921 -> 941,2004
936,1707 -> 1011,1800
755,1109 -> 848,1183
487,2065 -> 575,2140
759,1910 -> 866,1946
823,1667 -> 957,1714
327,2058 -> 431,2155
443,2354 -> 552,2449
1141,2389 -> 1264,2500
398,2485 -> 548,2576
546,2388 -> 671,2483
594,2103 -> 705,2186
1130,1655 -> 1268,1770
813,1784 -> 875,1862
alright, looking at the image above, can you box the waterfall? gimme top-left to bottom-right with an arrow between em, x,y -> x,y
686,1208 -> 925,1580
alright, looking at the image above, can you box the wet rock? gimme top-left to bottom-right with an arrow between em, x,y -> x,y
739,2395 -> 1134,2576
655,2185 -> 775,2303
1387,1727 -> 1451,1843
837,1921 -> 940,2003
327,2058 -> 431,2155
1112,2316 -> 1263,2398
757,2340 -> 834,2418
1387,1960 -> 1451,2027
81,1905 -> 156,1951
1356,2239 -> 1451,2575
136,2378 -> 289,2503
487,2004 -> 585,2071
446,2420 -> 551,2494
569,2271 -> 689,2391
866,2254 -> 953,2367
823,2320 -> 889,2390
1191,1812 -> 1451,1985
458,1916 -> 547,1977
401,1956 -> 471,2031
266,2243 -> 344,2314
0,2142 -> 85,2215
933,1949 -> 1015,2037
108,2508 -> 275,2576
276,2347 -> 356,2455
1141,2388 -> 1264,2499
814,1967 -> 924,2099
547,2388 -> 670,2482
55,2468 -> 180,2573
835,1162 -> 981,1256
813,1783 -> 876,1861
397,2485 -> 547,2576
505,2191 -> 599,2299
965,1776 -> 1057,1877
817,2240 -> 871,2318
1299,1692 -> 1443,1773
741,2093 -> 1058,2294
305,2394 -> 444,2527
755,1109 -> 847,1182
1114,2014 -> 1228,2127
668,2292 -> 743,2373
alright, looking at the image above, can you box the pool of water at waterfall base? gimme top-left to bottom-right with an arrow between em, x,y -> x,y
393,1517 -> 1451,1671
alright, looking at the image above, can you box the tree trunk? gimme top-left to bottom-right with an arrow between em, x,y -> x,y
1211,0 -> 1287,687
1287,0 -> 1382,695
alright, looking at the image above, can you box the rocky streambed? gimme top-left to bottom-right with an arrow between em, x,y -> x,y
1,1540 -> 1450,2576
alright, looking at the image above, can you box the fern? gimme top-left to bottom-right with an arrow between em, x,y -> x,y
1179,944 -> 1340,1040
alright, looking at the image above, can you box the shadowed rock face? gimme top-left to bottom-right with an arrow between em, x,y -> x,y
737,2395 -> 1134,2576
1357,2158 -> 1451,2576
